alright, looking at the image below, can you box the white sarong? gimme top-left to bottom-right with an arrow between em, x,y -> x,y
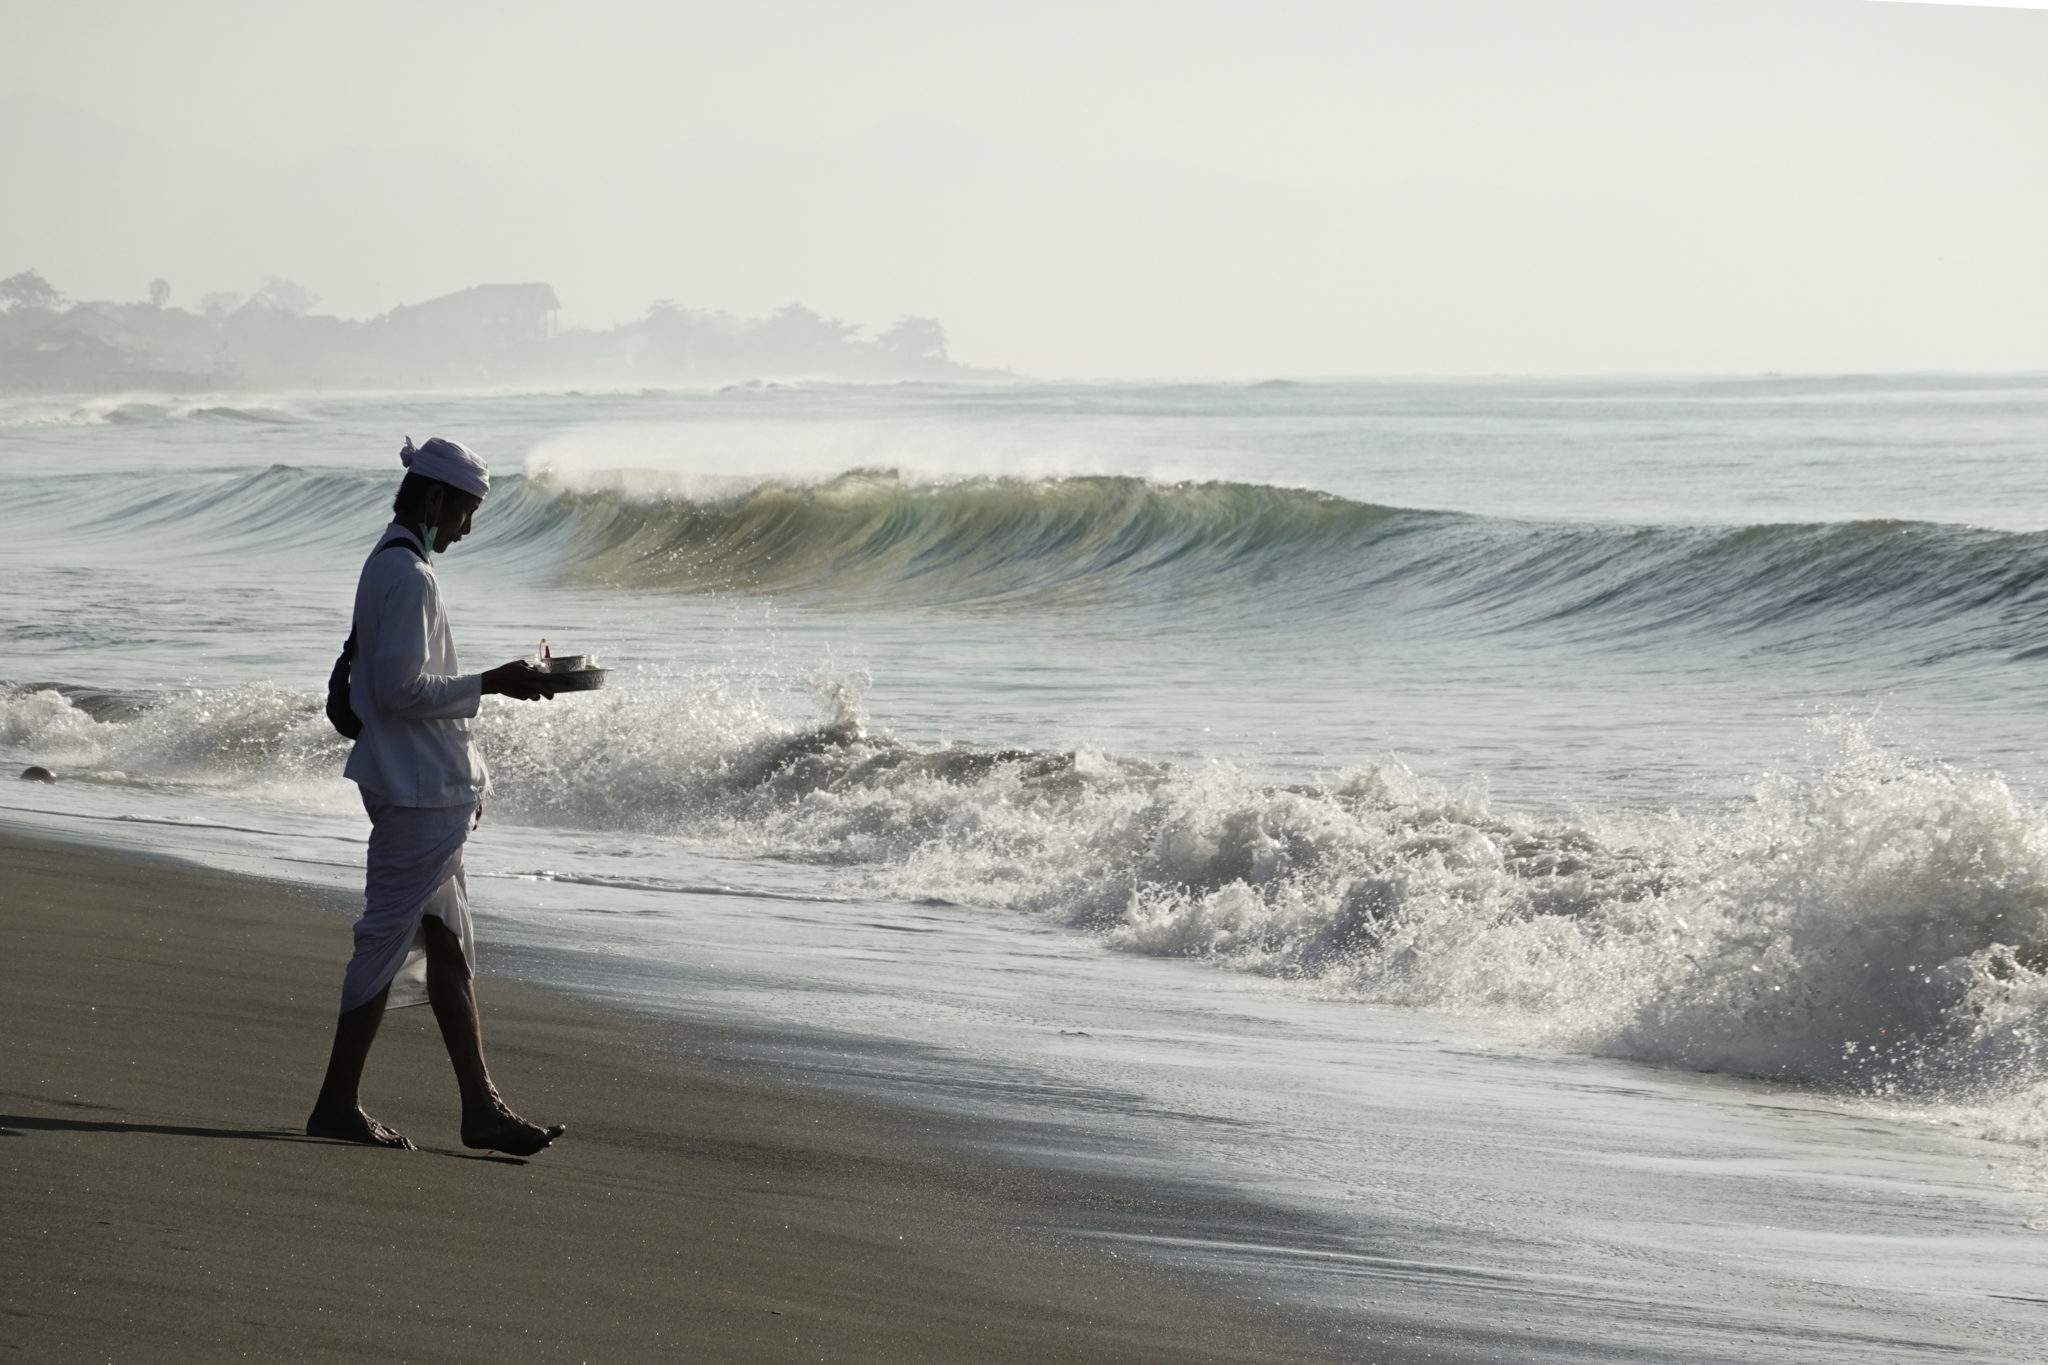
341,795 -> 479,1012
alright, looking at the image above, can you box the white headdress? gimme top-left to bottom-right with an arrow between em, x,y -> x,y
400,436 -> 490,500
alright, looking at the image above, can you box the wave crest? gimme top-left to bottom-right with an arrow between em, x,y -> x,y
40,461 -> 2048,654
549,468 -> 1422,609
536,469 -> 2048,655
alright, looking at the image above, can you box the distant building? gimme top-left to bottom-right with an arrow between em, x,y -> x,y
374,283 -> 562,381
383,283 -> 561,346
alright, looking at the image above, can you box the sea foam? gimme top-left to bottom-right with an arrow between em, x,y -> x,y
8,675 -> 2044,1141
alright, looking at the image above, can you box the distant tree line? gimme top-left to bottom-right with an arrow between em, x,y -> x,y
0,269 -> 996,393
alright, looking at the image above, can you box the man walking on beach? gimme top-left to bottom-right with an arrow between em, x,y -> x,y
307,437 -> 565,1156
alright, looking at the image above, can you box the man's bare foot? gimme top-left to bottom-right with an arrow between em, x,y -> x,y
306,1106 -> 416,1150
461,1105 -> 565,1157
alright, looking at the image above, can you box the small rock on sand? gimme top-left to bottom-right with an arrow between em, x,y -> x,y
20,766 -> 57,783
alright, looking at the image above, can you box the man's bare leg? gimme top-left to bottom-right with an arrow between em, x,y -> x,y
307,985 -> 415,1149
421,914 -> 564,1157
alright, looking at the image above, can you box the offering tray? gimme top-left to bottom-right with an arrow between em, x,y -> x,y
540,654 -> 607,691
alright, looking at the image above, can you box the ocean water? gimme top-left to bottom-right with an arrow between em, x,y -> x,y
5,377 -> 2048,1360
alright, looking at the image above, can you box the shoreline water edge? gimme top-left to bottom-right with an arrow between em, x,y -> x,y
7,800 -> 2046,1364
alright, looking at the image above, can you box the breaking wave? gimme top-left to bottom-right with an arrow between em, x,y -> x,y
540,469 -> 2048,657
7,676 -> 2046,1129
41,460 -> 2048,659
0,395 -> 306,429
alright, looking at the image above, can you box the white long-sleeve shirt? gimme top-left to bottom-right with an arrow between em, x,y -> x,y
341,523 -> 490,808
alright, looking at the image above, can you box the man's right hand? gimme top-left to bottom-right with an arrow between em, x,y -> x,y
481,660 -> 559,701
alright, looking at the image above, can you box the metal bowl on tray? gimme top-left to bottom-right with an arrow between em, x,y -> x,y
540,654 -> 607,691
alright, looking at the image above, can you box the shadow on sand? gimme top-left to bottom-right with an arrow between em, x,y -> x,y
0,1113 -> 305,1142
0,1113 -> 536,1163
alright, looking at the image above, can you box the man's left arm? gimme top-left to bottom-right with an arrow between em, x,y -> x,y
367,573 -> 485,721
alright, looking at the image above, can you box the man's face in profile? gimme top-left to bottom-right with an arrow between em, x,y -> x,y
434,493 -> 481,551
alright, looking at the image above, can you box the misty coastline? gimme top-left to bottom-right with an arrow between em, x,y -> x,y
0,270 -> 1007,394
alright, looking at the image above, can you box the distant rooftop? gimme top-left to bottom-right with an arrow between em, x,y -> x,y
392,283 -> 561,315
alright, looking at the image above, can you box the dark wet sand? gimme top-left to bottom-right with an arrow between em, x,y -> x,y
0,830 -> 1414,1364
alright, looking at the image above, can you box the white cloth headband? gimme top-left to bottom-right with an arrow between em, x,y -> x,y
400,436 -> 490,501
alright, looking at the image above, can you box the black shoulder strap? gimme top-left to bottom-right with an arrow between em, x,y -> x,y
341,539 -> 426,660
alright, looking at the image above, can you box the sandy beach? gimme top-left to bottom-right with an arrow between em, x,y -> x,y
0,828 -> 1389,1365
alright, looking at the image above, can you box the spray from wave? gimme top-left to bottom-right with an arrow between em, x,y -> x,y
9,676 -> 2046,1137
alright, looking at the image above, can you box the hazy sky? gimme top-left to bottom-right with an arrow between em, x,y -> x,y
2,0 -> 2043,376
